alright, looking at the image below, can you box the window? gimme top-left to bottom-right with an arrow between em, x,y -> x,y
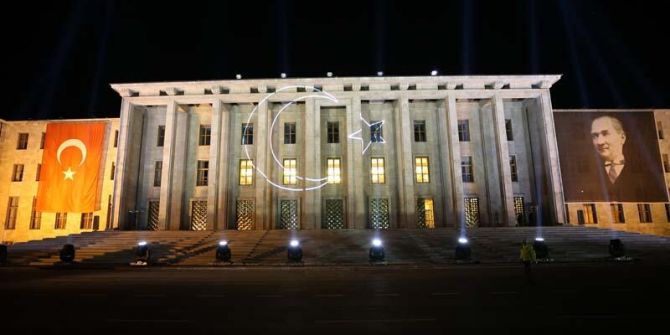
505,119 -> 514,141
110,162 -> 115,180
12,164 -> 24,182
40,132 -> 45,149
17,133 -> 28,150
80,212 -> 93,229
113,130 -> 119,148
414,120 -> 426,142
415,156 -> 430,183
666,204 -> 670,222
4,197 -> 18,229
664,154 -> 670,173
371,157 -> 385,184
659,121 -> 665,140
55,212 -> 67,229
461,156 -> 474,182
240,123 -> 253,144
154,161 -> 162,186
327,122 -> 339,143
30,197 -> 41,229
196,160 -> 209,186
417,198 -> 435,228
464,197 -> 480,227
510,156 -> 518,182
638,204 -> 652,223
327,158 -> 341,184
611,204 -> 625,223
284,122 -> 296,144
370,121 -> 383,143
199,125 -> 211,146
157,125 -> 165,147
514,197 -> 525,225
36,164 -> 41,181
457,120 -> 470,142
584,204 -> 597,224
239,159 -> 253,185
283,159 -> 297,185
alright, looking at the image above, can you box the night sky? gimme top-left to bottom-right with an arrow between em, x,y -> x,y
2,0 -> 668,121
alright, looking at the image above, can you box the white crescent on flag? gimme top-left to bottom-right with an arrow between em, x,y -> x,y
56,139 -> 87,166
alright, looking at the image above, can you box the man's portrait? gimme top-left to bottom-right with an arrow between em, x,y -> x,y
555,112 -> 667,202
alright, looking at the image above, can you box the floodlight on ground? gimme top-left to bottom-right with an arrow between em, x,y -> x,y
0,244 -> 7,265
455,237 -> 471,261
216,240 -> 231,262
430,70 -> 438,76
533,237 -> 550,259
235,74 -> 242,80
60,244 -> 75,263
287,239 -> 303,262
609,239 -> 625,258
369,238 -> 385,262
377,71 -> 384,76
280,72 -> 287,78
135,241 -> 150,264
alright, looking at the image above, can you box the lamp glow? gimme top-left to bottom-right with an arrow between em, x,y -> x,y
535,237 -> 545,242
290,240 -> 299,248
458,237 -> 468,244
219,240 -> 228,247
377,71 -> 384,76
326,72 -> 333,77
235,74 -> 242,79
280,72 -> 287,78
372,238 -> 382,247
138,241 -> 147,246
430,70 -> 438,76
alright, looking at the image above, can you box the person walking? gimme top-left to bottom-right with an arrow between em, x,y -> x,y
520,239 -> 537,283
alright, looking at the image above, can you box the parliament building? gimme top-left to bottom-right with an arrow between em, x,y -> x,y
2,75 -> 669,243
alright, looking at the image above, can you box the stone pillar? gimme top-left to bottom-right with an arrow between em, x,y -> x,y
112,99 -> 133,229
304,98 -> 321,229
158,100 -> 177,230
207,100 -> 222,230
492,96 -> 516,226
437,101 -> 454,227
217,103 -> 231,230
347,97 -> 366,228
394,96 -> 415,228
255,100 -> 270,229
445,96 -> 465,227
539,90 -> 566,224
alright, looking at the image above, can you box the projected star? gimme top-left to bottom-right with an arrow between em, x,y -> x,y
63,167 -> 76,180
348,114 -> 386,154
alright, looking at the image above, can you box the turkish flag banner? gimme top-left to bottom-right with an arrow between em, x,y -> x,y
36,122 -> 107,212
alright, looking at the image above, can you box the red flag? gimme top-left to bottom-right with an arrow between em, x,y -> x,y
36,122 -> 107,212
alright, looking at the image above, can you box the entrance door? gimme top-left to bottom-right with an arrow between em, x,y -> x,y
577,210 -> 585,225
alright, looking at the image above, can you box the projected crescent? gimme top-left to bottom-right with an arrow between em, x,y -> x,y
57,139 -> 87,166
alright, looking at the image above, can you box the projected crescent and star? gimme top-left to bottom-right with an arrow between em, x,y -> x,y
56,138 -> 88,180
244,86 -> 386,192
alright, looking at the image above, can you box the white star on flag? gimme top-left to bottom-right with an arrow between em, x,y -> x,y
348,114 -> 386,154
63,167 -> 76,180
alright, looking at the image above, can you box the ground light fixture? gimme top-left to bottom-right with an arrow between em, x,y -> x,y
60,244 -> 75,263
287,239 -> 303,262
455,237 -> 471,261
135,241 -> 150,265
533,237 -> 550,259
0,244 -> 7,265
609,238 -> 625,258
369,238 -> 385,262
216,240 -> 231,262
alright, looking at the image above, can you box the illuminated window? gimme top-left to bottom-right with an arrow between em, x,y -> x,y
199,125 -> 211,146
417,198 -> 435,228
327,122 -> 339,143
30,197 -> 41,230
55,212 -> 67,230
157,126 -> 165,147
154,161 -> 162,187
415,156 -> 430,183
505,119 -> 514,141
239,159 -> 254,185
414,120 -> 426,142
17,133 -> 28,150
583,204 -> 597,224
514,196 -> 525,225
4,197 -> 18,230
457,120 -> 470,142
12,164 -> 24,182
242,123 -> 254,145
80,212 -> 93,229
464,197 -> 480,227
611,204 -> 625,223
283,159 -> 297,185
36,164 -> 41,181
196,160 -> 209,186
284,122 -> 296,144
371,157 -> 385,184
461,156 -> 474,182
370,122 -> 383,143
638,204 -> 652,223
327,158 -> 341,184
510,155 -> 518,182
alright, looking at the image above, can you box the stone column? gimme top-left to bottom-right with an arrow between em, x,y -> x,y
112,99 -> 133,229
207,100 -> 222,230
539,90 -> 566,224
347,97 -> 366,228
304,98 -> 321,229
445,96 -> 465,227
255,100 -> 269,229
437,101 -> 454,227
158,100 -> 178,230
394,96 -> 415,228
492,96 -> 516,226
217,103 -> 231,230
